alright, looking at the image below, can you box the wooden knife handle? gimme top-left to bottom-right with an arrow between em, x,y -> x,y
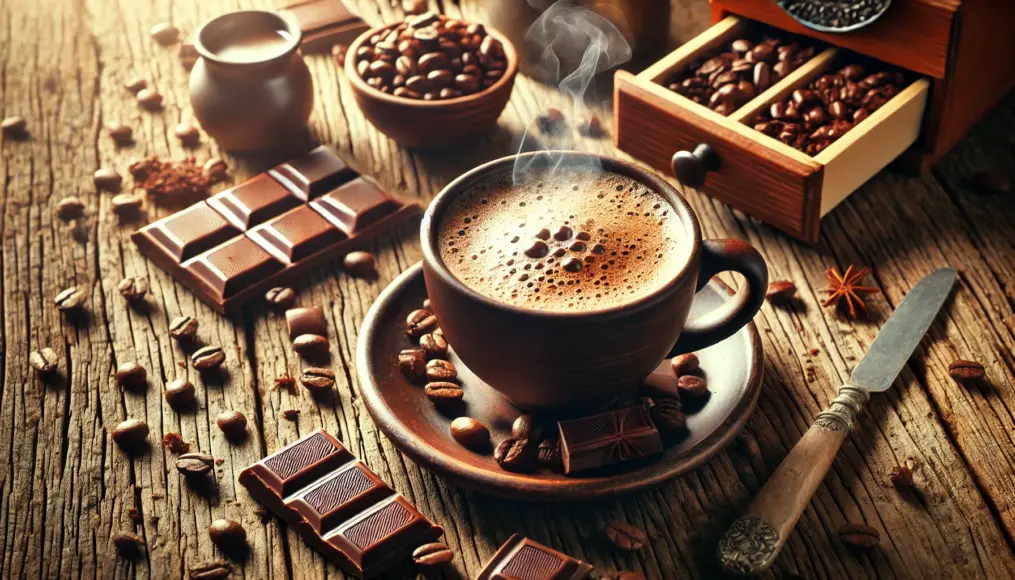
717,384 -> 871,576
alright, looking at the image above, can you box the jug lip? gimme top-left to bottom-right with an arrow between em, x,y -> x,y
194,10 -> 303,68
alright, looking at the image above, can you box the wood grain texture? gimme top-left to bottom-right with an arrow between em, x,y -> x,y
3,0 -> 1015,578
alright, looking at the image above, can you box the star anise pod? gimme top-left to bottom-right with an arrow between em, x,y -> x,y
822,265 -> 880,319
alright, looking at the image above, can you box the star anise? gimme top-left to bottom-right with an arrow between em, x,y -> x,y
822,265 -> 880,319
605,409 -> 645,461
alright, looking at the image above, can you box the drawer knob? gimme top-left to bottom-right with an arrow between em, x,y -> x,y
671,143 -> 720,189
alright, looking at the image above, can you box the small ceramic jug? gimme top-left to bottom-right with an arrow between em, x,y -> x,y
189,11 -> 313,152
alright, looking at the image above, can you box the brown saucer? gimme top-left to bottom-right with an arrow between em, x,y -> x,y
357,263 -> 763,501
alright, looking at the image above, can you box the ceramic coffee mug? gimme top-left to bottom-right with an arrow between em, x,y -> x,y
421,152 -> 768,412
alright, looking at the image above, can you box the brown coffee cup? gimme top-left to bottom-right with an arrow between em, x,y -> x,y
421,152 -> 768,412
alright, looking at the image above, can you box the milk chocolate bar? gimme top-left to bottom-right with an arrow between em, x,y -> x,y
279,0 -> 370,53
557,405 -> 663,474
477,534 -> 593,580
239,430 -> 443,578
132,145 -> 419,313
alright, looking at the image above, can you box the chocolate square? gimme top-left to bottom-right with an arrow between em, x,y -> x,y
557,406 -> 663,474
246,431 -> 353,497
136,202 -> 240,262
208,173 -> 302,230
183,237 -> 285,298
310,177 -> 399,235
288,462 -> 392,534
247,205 -> 347,264
269,145 -> 356,200
477,534 -> 593,580
286,306 -> 327,339
278,0 -> 370,53
325,496 -> 439,571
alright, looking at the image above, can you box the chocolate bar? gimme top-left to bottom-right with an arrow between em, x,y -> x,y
278,0 -> 370,53
240,430 -> 443,578
132,145 -> 419,313
477,534 -> 593,580
557,406 -> 663,474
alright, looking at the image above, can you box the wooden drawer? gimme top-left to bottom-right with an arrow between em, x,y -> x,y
614,15 -> 929,243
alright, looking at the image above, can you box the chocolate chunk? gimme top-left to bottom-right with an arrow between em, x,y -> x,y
650,397 -> 686,432
537,438 -> 562,469
476,534 -> 593,579
286,306 -> 327,339
280,0 -> 370,53
557,406 -> 663,474
311,178 -> 398,233
399,348 -> 427,382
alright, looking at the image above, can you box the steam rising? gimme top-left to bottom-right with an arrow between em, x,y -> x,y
513,0 -> 632,183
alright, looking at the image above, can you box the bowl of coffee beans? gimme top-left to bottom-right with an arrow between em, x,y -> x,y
347,11 -> 518,148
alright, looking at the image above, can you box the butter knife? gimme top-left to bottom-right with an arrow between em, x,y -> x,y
717,267 -> 956,575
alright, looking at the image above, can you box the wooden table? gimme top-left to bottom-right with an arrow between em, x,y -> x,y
4,0 -> 1015,578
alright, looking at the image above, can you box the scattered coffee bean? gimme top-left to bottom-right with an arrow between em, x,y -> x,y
208,519 -> 246,548
425,381 -> 463,404
118,277 -> 148,302
202,157 -> 227,180
125,78 -> 148,94
164,378 -> 196,409
174,123 -> 200,147
605,520 -> 647,551
111,193 -> 144,218
970,169 -> 1012,195
191,345 -> 225,370
169,315 -> 199,340
331,43 -> 348,67
450,417 -> 489,449
106,122 -> 133,145
1,115 -> 28,138
419,332 -> 448,359
838,522 -> 879,549
29,347 -> 59,374
55,285 -> 87,311
890,464 -> 913,488
188,560 -> 233,580
112,418 -> 149,450
537,108 -> 566,135
511,414 -> 542,440
537,438 -> 562,468
293,333 -> 330,357
426,358 -> 457,381
406,308 -> 438,337
56,196 -> 85,221
494,438 -> 533,472
137,88 -> 163,111
650,397 -> 686,432
176,452 -> 215,477
116,361 -> 148,390
265,287 -> 295,309
343,251 -> 377,277
399,348 -> 427,381
766,280 -> 797,304
300,367 -> 336,392
94,167 -> 123,191
677,374 -> 708,397
577,115 -> 605,137
216,410 -> 248,439
670,353 -> 699,377
112,532 -> 145,558
150,22 -> 180,45
948,359 -> 984,383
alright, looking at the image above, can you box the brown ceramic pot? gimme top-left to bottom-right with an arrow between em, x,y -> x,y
189,11 -> 313,152
421,152 -> 768,412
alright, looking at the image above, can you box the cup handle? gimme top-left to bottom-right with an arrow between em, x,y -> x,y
671,239 -> 768,354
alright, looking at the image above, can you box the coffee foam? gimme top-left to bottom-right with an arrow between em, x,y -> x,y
437,167 -> 685,312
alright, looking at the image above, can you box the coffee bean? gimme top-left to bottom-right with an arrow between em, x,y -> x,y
265,287 -> 295,309
406,308 -> 438,337
203,157 -> 227,180
766,280 -> 797,304
670,353 -> 699,377
970,169 -> 1012,195
116,361 -> 148,390
137,88 -> 163,111
216,410 -> 247,439
412,542 -> 454,567
651,397 -> 686,432
125,78 -> 148,94
537,108 -> 566,134
55,286 -> 87,311
118,277 -> 148,302
399,348 -> 427,382
208,519 -> 246,548
605,520 -> 647,551
731,38 -> 752,53
425,381 -> 463,404
94,167 -> 123,191
29,347 -> 59,374
150,22 -> 180,45
112,532 -> 145,558
300,367 -> 336,392
164,378 -> 196,409
343,251 -> 377,277
677,374 -> 708,397
838,523 -> 879,549
494,438 -> 533,472
524,240 -> 549,258
169,315 -> 199,340
188,560 -> 233,580
419,332 -> 448,359
1,115 -> 28,138
112,419 -> 149,449
511,414 -> 542,440
948,359 -> 985,383
176,452 -> 215,477
449,416 -> 490,449
293,333 -> 329,357
537,438 -> 562,468
191,346 -> 225,370
174,123 -> 200,146
56,196 -> 85,220
111,193 -> 144,217
426,359 -> 457,381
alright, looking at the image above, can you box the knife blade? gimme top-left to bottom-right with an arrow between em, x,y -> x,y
717,267 -> 956,576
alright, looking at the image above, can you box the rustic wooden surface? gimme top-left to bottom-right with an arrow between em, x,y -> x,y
3,0 -> 1015,578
